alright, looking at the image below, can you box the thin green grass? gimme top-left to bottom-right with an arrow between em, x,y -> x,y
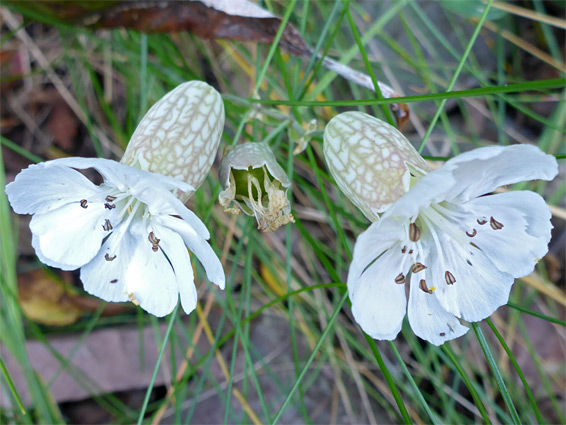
1,1 -> 565,424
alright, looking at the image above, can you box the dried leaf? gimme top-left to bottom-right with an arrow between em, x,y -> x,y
7,0 -> 409,125
18,270 -> 83,326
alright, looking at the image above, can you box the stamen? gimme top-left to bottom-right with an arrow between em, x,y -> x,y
408,249 -> 414,255
104,203 -> 116,210
148,231 -> 160,252
490,217 -> 504,230
110,279 -> 118,284
477,218 -> 487,225
102,219 -> 112,231
440,332 -> 446,337
411,262 -> 427,273
128,293 -> 140,305
395,273 -> 405,284
106,195 -> 117,202
105,253 -> 117,261
419,279 -> 433,294
409,222 -> 421,242
466,229 -> 477,237
80,199 -> 88,209
401,246 -> 407,254
445,271 -> 456,285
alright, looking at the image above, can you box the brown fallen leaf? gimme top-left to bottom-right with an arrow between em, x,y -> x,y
18,269 -> 132,326
6,0 -> 409,126
18,269 -> 83,326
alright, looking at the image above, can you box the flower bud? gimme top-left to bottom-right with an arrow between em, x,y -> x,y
219,143 -> 294,232
121,81 -> 224,203
324,111 -> 430,221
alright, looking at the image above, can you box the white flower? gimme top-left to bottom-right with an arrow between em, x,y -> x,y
6,158 -> 224,317
5,81 -> 226,317
324,112 -> 558,345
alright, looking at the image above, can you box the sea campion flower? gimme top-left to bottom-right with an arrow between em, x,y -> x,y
324,111 -> 558,345
218,142 -> 294,232
6,81 -> 225,317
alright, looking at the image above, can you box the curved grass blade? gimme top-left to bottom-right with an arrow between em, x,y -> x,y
471,323 -> 521,425
507,302 -> 566,326
271,290 -> 349,424
485,319 -> 544,423
245,78 -> 565,107
0,355 -> 26,414
388,341 -> 439,425
137,304 -> 179,425
442,344 -> 491,424
364,337 -> 411,424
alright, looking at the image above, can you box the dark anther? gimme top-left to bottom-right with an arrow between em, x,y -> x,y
490,216 -> 504,230
104,203 -> 116,210
477,218 -> 487,225
106,195 -> 117,202
401,246 -> 407,254
419,279 -> 433,294
411,262 -> 427,273
466,229 -> 477,237
440,332 -> 446,337
408,249 -> 414,255
445,271 -> 456,285
105,253 -> 117,261
148,231 -> 160,252
409,222 -> 421,242
102,219 -> 112,231
80,199 -> 88,209
110,279 -> 118,284
395,273 -> 405,284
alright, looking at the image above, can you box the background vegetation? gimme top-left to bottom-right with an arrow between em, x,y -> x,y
1,1 -> 565,424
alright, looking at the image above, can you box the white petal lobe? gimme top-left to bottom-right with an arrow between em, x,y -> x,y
465,191 -> 552,277
5,162 -> 99,215
155,224 -> 198,315
349,248 -> 407,341
160,216 -> 225,289
30,202 -> 108,269
123,222 -> 179,317
443,145 -> 558,203
407,273 -> 468,346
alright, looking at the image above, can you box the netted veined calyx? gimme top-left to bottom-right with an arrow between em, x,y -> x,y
324,111 -> 430,221
121,81 -> 225,203
218,142 -> 294,232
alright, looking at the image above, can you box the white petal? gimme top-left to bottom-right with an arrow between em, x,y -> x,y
442,145 -> 558,203
155,224 -> 198,315
29,202 -> 109,270
383,168 -> 457,222
31,234 -> 79,271
347,218 -> 404,295
158,215 -> 225,289
46,157 -> 194,194
80,226 -> 133,303
464,191 -> 552,277
348,248 -> 407,340
407,273 -> 469,346
429,229 -> 514,322
123,222 -> 179,317
5,162 -> 100,215
141,187 -> 210,239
